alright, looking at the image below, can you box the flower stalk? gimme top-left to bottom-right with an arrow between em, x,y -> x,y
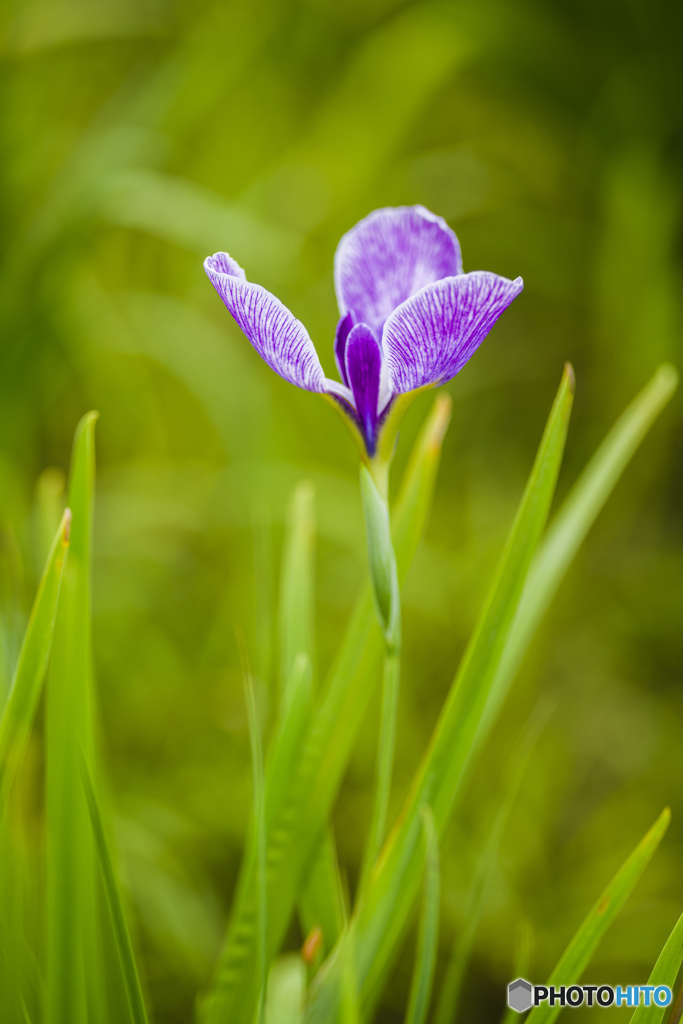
358,464 -> 402,893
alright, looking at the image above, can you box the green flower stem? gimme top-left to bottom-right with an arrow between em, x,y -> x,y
358,643 -> 401,896
358,464 -> 402,896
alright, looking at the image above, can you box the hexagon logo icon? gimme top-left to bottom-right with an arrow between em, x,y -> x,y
508,978 -> 533,1013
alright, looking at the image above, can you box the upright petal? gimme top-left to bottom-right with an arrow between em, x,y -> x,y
383,271 -> 524,393
334,312 -> 354,387
204,252 -> 326,392
334,206 -> 462,335
345,324 -> 382,455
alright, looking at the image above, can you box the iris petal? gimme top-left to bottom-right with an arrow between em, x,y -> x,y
383,271 -> 524,393
345,324 -> 382,455
334,205 -> 462,335
334,312 -> 354,387
205,252 -> 326,392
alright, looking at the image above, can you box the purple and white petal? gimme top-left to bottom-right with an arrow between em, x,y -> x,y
334,312 -> 354,387
204,252 -> 326,392
383,272 -> 524,393
334,206 -> 463,335
344,324 -> 383,454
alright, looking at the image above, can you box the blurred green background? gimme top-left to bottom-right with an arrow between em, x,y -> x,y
0,0 -> 681,1020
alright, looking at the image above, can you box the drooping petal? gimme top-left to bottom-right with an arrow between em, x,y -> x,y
334,205 -> 462,335
345,324 -> 382,455
383,271 -> 524,393
204,252 -> 326,392
334,312 -> 354,387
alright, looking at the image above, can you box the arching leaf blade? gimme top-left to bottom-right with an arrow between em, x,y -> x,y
527,808 -> 671,1024
0,509 -> 71,803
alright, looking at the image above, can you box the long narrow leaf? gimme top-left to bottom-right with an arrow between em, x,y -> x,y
306,365 -> 574,1021
299,828 -> 348,959
484,362 -> 678,732
203,394 -> 452,1024
501,922 -> 534,1024
357,648 -> 400,898
239,632 -> 267,1024
277,482 -> 346,954
0,509 -> 70,1024
265,955 -> 306,1024
278,481 -> 316,694
46,412 -> 98,1024
265,652 -> 313,830
405,807 -> 440,1024
526,808 -> 671,1024
81,757 -> 149,1024
630,912 -> 683,1024
0,818 -> 25,1024
0,509 -> 71,802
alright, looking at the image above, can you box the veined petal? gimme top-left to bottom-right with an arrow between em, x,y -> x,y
345,324 -> 382,455
334,312 -> 354,387
204,252 -> 326,392
383,271 -> 524,393
334,205 -> 462,335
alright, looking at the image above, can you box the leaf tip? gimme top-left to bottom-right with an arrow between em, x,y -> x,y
563,362 -> 576,394
77,409 -> 100,433
655,363 -> 679,396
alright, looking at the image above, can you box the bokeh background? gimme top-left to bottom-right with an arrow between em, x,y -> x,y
1,0 -> 682,1020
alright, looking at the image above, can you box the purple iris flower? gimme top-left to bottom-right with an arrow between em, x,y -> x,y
204,205 -> 523,457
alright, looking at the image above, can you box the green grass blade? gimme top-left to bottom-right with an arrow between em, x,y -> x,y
0,817 -> 25,1024
239,633 -> 267,1024
357,648 -> 400,898
33,467 -> 66,573
0,509 -> 71,802
265,955 -> 306,1024
203,394 -> 452,1024
630,911 -> 683,1024
278,481 -> 316,694
276,482 -> 345,955
80,756 -> 149,1024
306,365 -> 574,1021
264,652 -> 312,830
526,808 -> 671,1024
211,651 -> 312,1024
264,650 -> 314,945
299,827 -> 348,959
405,807 -> 440,1024
341,927 -> 360,1024
501,922 -> 534,1024
45,411 -> 98,1024
485,362 -> 678,731
434,705 -> 550,1024
0,509 -> 70,1024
